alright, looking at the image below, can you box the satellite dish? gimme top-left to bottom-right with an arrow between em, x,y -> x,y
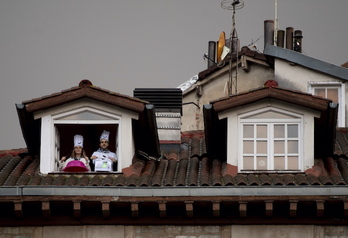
217,31 -> 226,62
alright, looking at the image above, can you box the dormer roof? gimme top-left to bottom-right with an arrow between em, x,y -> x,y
22,79 -> 147,113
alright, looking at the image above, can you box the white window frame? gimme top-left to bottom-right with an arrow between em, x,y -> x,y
238,108 -> 303,172
308,81 -> 345,127
36,100 -> 138,174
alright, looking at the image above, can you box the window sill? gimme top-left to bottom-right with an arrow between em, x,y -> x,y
240,170 -> 303,174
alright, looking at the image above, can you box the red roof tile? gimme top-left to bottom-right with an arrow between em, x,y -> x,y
1,130 -> 348,188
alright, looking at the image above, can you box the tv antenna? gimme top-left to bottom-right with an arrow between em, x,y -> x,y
221,0 -> 244,95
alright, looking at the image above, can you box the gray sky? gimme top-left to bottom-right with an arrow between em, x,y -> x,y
1,0 -> 347,150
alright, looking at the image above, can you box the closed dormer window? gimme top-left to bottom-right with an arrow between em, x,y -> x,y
204,84 -> 334,173
240,108 -> 302,171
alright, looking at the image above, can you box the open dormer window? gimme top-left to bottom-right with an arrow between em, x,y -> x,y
16,80 -> 160,174
37,100 -> 136,173
53,108 -> 120,172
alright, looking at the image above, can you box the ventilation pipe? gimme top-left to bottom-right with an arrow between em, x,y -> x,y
293,30 -> 303,53
277,30 -> 285,48
286,27 -> 294,50
207,41 -> 216,68
264,20 -> 274,49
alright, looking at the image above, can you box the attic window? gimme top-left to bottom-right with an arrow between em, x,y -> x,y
308,82 -> 345,127
239,108 -> 303,171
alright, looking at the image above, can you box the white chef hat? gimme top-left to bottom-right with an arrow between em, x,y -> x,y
100,130 -> 110,141
74,134 -> 84,147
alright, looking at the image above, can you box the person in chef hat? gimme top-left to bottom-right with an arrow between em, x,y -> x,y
59,134 -> 90,171
90,130 -> 118,172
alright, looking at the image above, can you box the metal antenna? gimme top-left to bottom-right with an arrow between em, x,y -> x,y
221,0 -> 244,95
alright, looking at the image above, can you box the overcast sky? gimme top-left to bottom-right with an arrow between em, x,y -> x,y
0,0 -> 347,150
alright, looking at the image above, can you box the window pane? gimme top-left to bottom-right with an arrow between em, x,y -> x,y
243,141 -> 254,153
243,156 -> 254,170
274,140 -> 285,154
288,156 -> 298,170
274,125 -> 284,138
327,88 -> 339,104
274,156 -> 285,170
256,156 -> 267,170
243,125 -> 254,138
257,141 -> 267,153
288,124 -> 298,138
314,88 -> 325,98
257,125 -> 267,138
288,141 -> 298,153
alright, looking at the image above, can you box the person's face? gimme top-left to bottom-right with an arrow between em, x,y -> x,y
74,146 -> 83,155
100,139 -> 109,149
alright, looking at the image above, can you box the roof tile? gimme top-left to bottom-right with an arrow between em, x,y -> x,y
163,159 -> 177,186
2,130 -> 348,189
176,159 -> 188,186
151,159 -> 167,186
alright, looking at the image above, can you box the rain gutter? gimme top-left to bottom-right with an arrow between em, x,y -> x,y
1,186 -> 348,197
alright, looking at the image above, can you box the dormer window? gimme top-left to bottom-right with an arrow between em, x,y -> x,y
37,99 -> 137,173
240,108 -> 302,171
204,84 -> 335,173
16,80 -> 160,174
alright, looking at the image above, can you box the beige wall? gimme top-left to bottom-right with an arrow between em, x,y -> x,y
182,62 -> 274,131
275,58 -> 348,127
1,225 -> 348,238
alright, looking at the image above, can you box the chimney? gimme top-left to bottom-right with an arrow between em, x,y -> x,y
264,20 -> 274,49
207,41 -> 216,68
277,30 -> 285,48
286,27 -> 294,50
293,30 -> 303,53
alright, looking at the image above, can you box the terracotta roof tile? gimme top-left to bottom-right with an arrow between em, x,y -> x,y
102,175 -> 114,186
29,174 -> 42,185
0,155 -> 22,186
234,174 -> 248,186
294,174 -> 308,185
2,129 -> 348,189
269,174 -> 285,186
282,174 -> 296,185
246,174 -> 260,186
163,159 -> 177,186
126,174 -> 138,187
211,159 -> 222,186
151,159 -> 167,186
90,175 -> 102,186
188,157 -> 199,186
114,174 -> 126,186
259,174 -> 272,186
41,175 -> 55,186
176,159 -> 188,186
200,157 -> 211,186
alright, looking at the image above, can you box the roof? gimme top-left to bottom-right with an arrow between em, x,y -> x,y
21,79 -> 147,113
0,129 -> 347,188
264,44 -> 348,81
1,130 -> 348,225
179,46 -> 270,94
210,83 -> 332,113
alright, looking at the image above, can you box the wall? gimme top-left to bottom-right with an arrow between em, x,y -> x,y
182,62 -> 273,131
1,225 -> 348,238
275,58 -> 348,127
